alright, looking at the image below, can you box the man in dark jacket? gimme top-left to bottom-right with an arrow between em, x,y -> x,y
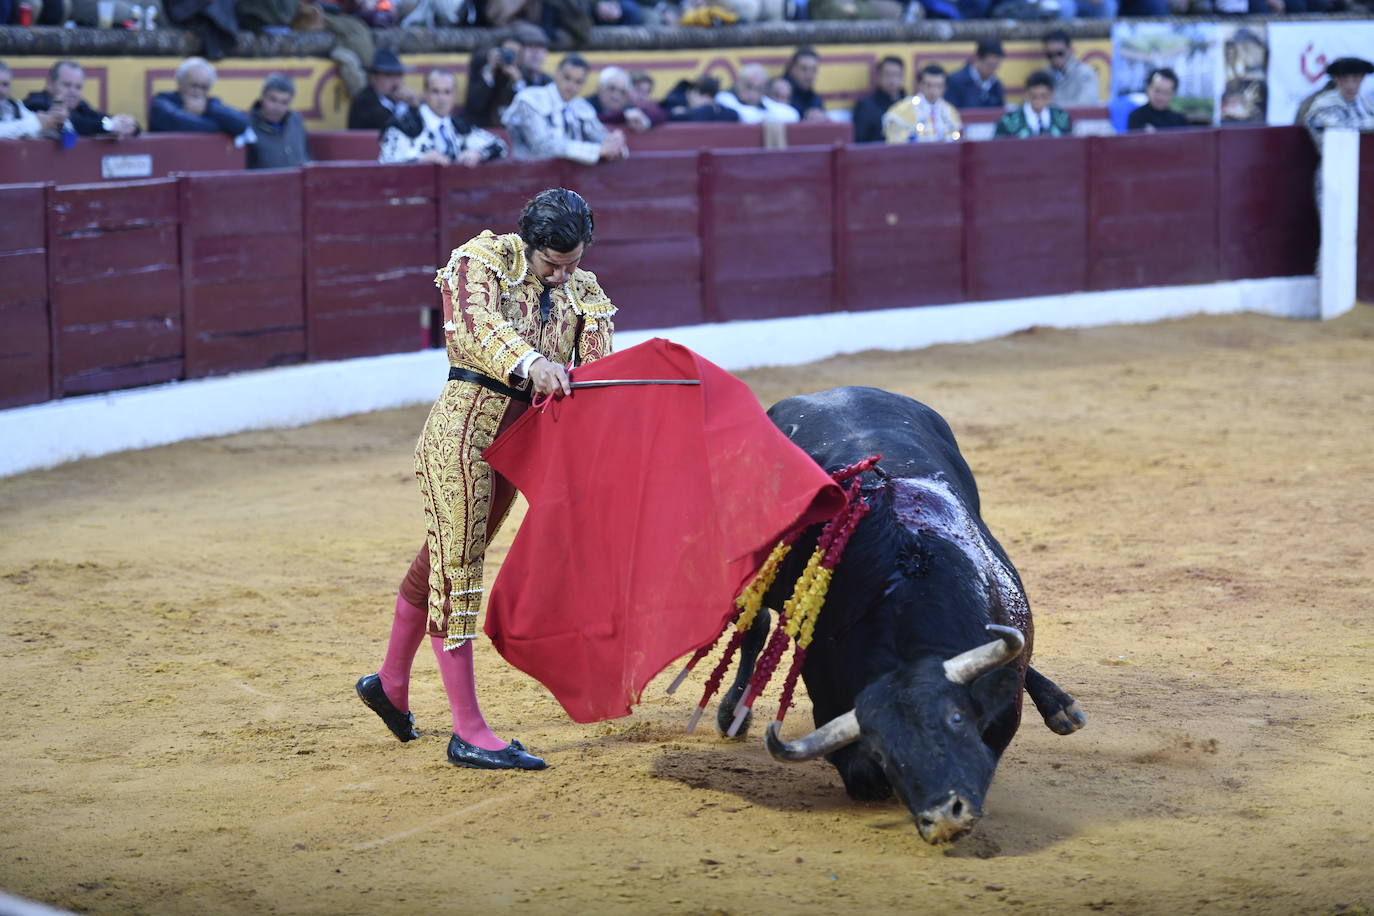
665,76 -> 740,122
852,56 -> 904,143
1127,68 -> 1189,132
348,49 -> 421,131
149,56 -> 253,142
247,74 -> 310,168
945,39 -> 1005,110
24,60 -> 140,138
783,45 -> 827,122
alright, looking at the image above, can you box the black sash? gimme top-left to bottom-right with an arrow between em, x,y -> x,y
447,367 -> 532,403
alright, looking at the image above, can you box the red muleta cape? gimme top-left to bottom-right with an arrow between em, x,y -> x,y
482,338 -> 846,723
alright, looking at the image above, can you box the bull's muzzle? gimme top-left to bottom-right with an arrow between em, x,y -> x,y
915,792 -> 981,844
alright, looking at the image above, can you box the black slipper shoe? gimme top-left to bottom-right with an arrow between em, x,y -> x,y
446,735 -> 547,770
356,673 -> 420,742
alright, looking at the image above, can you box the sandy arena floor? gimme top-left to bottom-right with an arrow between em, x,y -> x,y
2,308 -> 1373,915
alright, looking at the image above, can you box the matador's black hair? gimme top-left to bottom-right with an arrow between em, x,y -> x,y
518,188 -> 595,254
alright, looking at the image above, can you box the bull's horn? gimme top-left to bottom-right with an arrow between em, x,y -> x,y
764,711 -> 860,762
942,624 -> 1026,685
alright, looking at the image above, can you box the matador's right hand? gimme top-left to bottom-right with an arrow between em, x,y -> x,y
529,357 -> 572,398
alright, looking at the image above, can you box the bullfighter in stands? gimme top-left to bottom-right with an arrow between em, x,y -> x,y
355,189 -> 615,771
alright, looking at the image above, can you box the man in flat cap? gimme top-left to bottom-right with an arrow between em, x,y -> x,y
349,49 -> 421,131
1304,57 -> 1374,139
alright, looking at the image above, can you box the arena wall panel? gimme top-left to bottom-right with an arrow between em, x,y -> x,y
0,135 -> 246,186
1217,126 -> 1318,282
0,185 -> 50,409
701,147 -> 836,322
567,153 -> 703,330
46,178 -> 183,396
964,137 -> 1089,302
835,144 -> 964,312
1359,134 -> 1374,303
1087,131 -> 1219,292
303,162 -> 438,360
179,170 -> 306,379
438,158 -> 564,260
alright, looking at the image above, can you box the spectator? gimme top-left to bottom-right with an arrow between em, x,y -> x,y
349,49 -> 421,130
1304,57 -> 1374,140
502,54 -> 627,164
247,74 -> 310,169
717,63 -> 799,123
783,46 -> 828,122
667,75 -> 741,122
883,64 -> 962,144
853,56 -> 905,144
380,69 -> 506,165
513,21 -> 553,89
721,0 -> 783,20
589,66 -> 663,133
1127,68 -> 1189,132
23,60 -> 140,139
811,0 -> 900,17
149,57 -> 255,145
765,76 -> 792,109
1,60 -> 63,140
629,71 -> 656,105
464,38 -> 524,129
592,0 -> 645,23
944,40 -> 1004,111
1043,30 -> 1102,108
995,70 -> 1071,138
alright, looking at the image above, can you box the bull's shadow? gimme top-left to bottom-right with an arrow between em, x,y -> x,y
648,744 -> 1088,858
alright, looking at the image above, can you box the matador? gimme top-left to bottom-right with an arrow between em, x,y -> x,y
356,188 -> 615,771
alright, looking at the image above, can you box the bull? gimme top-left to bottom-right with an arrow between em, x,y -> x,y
720,386 -> 1085,843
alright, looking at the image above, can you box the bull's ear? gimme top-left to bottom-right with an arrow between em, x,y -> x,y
970,667 -> 1020,734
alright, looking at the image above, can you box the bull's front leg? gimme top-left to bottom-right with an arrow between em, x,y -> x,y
715,608 -> 772,737
1024,666 -> 1087,735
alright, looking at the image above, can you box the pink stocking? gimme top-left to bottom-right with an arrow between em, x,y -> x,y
431,637 -> 506,751
377,594 -> 427,713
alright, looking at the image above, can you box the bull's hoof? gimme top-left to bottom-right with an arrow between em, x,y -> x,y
1043,700 -> 1087,735
715,683 -> 752,738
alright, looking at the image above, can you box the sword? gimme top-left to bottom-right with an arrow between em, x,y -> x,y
569,379 -> 701,389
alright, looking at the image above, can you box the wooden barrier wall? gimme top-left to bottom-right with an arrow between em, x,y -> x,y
0,125 -> 1337,412
1360,134 -> 1374,305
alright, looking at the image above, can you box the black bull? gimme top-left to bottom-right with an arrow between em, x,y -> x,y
719,387 -> 1086,844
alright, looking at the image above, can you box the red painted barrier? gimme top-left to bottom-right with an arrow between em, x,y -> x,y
836,143 -> 964,312
179,170 -> 306,379
701,146 -> 836,322
1218,126 -> 1318,282
303,162 -> 438,361
0,184 -> 50,409
1088,130 -> 1219,291
1359,133 -> 1374,303
0,134 -> 246,185
47,178 -> 183,396
964,136 -> 1089,302
565,153 -> 703,330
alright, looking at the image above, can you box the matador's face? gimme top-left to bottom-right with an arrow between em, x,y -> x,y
529,244 -> 585,287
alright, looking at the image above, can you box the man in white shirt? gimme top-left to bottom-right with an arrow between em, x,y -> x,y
715,63 -> 799,124
502,54 -> 627,164
379,69 -> 506,166
1043,30 -> 1102,108
0,60 -> 65,140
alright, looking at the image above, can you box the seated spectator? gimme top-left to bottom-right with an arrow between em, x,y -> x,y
502,54 -> 626,164
1043,30 -> 1102,108
247,74 -> 310,169
995,71 -> 1071,138
513,21 -> 553,89
667,75 -> 740,122
716,63 -> 799,124
592,0 -> 645,23
853,56 -> 905,144
380,69 -> 506,166
1304,57 -> 1374,140
783,46 -> 828,122
23,60 -> 140,139
883,64 -> 962,144
465,38 -> 524,129
1127,68 -> 1189,132
1,60 -> 64,140
945,40 -> 1004,111
349,50 -> 421,130
588,66 -> 664,133
149,58 -> 254,144
626,70 -> 668,123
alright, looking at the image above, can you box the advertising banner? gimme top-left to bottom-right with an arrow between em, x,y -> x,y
1267,21 -> 1374,125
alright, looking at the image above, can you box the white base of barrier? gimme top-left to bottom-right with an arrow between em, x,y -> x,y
0,275 -> 1318,479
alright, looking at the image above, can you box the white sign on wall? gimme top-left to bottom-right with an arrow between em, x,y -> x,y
1266,21 -> 1374,126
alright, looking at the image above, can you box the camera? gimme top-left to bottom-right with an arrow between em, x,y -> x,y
499,47 -> 517,66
